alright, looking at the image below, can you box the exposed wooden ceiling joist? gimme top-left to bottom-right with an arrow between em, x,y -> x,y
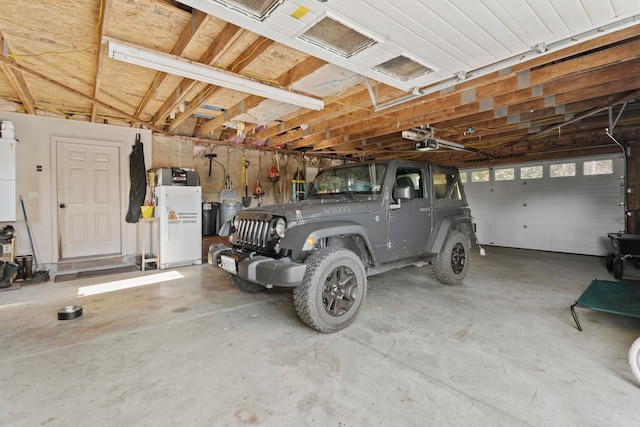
0,0 -> 638,166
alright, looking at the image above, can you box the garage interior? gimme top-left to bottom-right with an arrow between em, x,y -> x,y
1,0 -> 640,425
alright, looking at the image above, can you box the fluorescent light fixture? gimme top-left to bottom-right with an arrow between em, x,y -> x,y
107,40 -> 324,111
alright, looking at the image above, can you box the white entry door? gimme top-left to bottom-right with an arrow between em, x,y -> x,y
57,140 -> 121,259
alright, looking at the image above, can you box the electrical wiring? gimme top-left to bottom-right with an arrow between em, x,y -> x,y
7,0 -> 105,65
10,51 -> 97,67
231,38 -> 271,73
240,71 -> 281,86
9,46 -> 96,60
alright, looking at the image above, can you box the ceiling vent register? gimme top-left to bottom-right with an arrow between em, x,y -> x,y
373,55 -> 433,82
209,0 -> 283,21
298,15 -> 377,58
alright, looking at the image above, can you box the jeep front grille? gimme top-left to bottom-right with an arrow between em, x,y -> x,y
236,218 -> 271,250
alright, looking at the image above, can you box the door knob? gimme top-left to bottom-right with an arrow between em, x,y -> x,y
59,204 -> 66,208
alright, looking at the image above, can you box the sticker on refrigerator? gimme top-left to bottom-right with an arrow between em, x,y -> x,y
168,210 -> 199,225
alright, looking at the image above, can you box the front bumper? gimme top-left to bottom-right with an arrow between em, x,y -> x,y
208,243 -> 306,287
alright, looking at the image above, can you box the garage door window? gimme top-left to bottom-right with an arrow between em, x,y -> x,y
584,159 -> 613,175
520,165 -> 543,179
471,170 -> 490,182
495,167 -> 515,181
550,163 -> 576,178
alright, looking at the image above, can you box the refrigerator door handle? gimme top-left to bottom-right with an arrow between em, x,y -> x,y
162,207 -> 168,242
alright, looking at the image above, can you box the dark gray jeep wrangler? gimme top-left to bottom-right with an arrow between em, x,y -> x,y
209,160 -> 482,333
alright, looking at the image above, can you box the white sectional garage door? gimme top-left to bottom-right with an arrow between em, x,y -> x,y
461,155 -> 625,256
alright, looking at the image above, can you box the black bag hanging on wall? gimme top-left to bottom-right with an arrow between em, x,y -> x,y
125,134 -> 147,223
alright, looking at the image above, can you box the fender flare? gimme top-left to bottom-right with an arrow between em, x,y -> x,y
429,215 -> 473,254
280,221 -> 376,260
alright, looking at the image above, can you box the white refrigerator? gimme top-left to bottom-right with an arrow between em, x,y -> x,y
153,185 -> 202,269
0,138 -> 16,221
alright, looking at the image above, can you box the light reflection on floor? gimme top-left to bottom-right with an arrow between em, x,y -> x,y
77,270 -> 184,296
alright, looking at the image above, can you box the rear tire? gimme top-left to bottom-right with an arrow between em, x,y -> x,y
227,273 -> 266,293
293,248 -> 366,333
432,231 -> 470,285
613,257 -> 624,280
606,252 -> 615,272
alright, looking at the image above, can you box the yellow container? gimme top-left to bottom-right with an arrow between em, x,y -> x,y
140,206 -> 154,218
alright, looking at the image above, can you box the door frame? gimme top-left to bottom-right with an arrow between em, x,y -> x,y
386,163 -> 432,261
50,136 -> 128,261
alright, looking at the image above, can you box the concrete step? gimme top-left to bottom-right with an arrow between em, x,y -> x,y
56,255 -> 132,274
53,255 -> 139,283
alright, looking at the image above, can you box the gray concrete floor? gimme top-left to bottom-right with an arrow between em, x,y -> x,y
1,246 -> 639,426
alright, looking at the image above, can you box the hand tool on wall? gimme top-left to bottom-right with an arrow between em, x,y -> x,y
241,156 -> 251,207
19,195 -> 49,283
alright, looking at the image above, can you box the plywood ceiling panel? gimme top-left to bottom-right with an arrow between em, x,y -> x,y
108,0 -> 190,51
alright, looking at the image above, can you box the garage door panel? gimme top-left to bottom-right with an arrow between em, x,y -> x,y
462,155 -> 624,255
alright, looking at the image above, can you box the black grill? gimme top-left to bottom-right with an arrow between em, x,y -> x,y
235,218 -> 271,250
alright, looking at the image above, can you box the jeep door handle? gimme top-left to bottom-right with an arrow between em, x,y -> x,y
419,207 -> 431,212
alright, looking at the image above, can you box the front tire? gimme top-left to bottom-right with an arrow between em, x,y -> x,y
432,231 -> 470,285
293,248 -> 367,333
227,273 -> 266,293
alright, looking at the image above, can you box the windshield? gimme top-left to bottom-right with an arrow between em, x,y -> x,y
308,163 -> 388,197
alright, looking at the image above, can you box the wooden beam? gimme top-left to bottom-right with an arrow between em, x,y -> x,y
197,56 -> 327,136
430,81 -> 640,146
526,89 -> 640,140
254,29 -> 640,152
152,23 -> 245,127
430,128 -> 640,168
90,0 -> 112,123
167,36 -> 276,132
0,34 -> 36,115
283,47 -> 640,155
134,9 -> 209,121
0,56 -> 168,134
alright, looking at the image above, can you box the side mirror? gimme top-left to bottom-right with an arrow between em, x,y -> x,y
390,185 -> 413,210
393,185 -> 413,201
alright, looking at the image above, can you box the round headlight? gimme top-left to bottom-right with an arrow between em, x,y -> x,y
273,217 -> 286,238
232,216 -> 240,230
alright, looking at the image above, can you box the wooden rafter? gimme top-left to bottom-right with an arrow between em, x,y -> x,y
245,25 -> 640,156
166,35 -> 276,133
133,9 -> 209,121
0,55 -> 168,134
0,34 -> 36,115
152,22 -> 245,127
197,55 -> 327,137
0,1 -> 639,165
266,40 -> 640,155
90,0 -> 112,123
